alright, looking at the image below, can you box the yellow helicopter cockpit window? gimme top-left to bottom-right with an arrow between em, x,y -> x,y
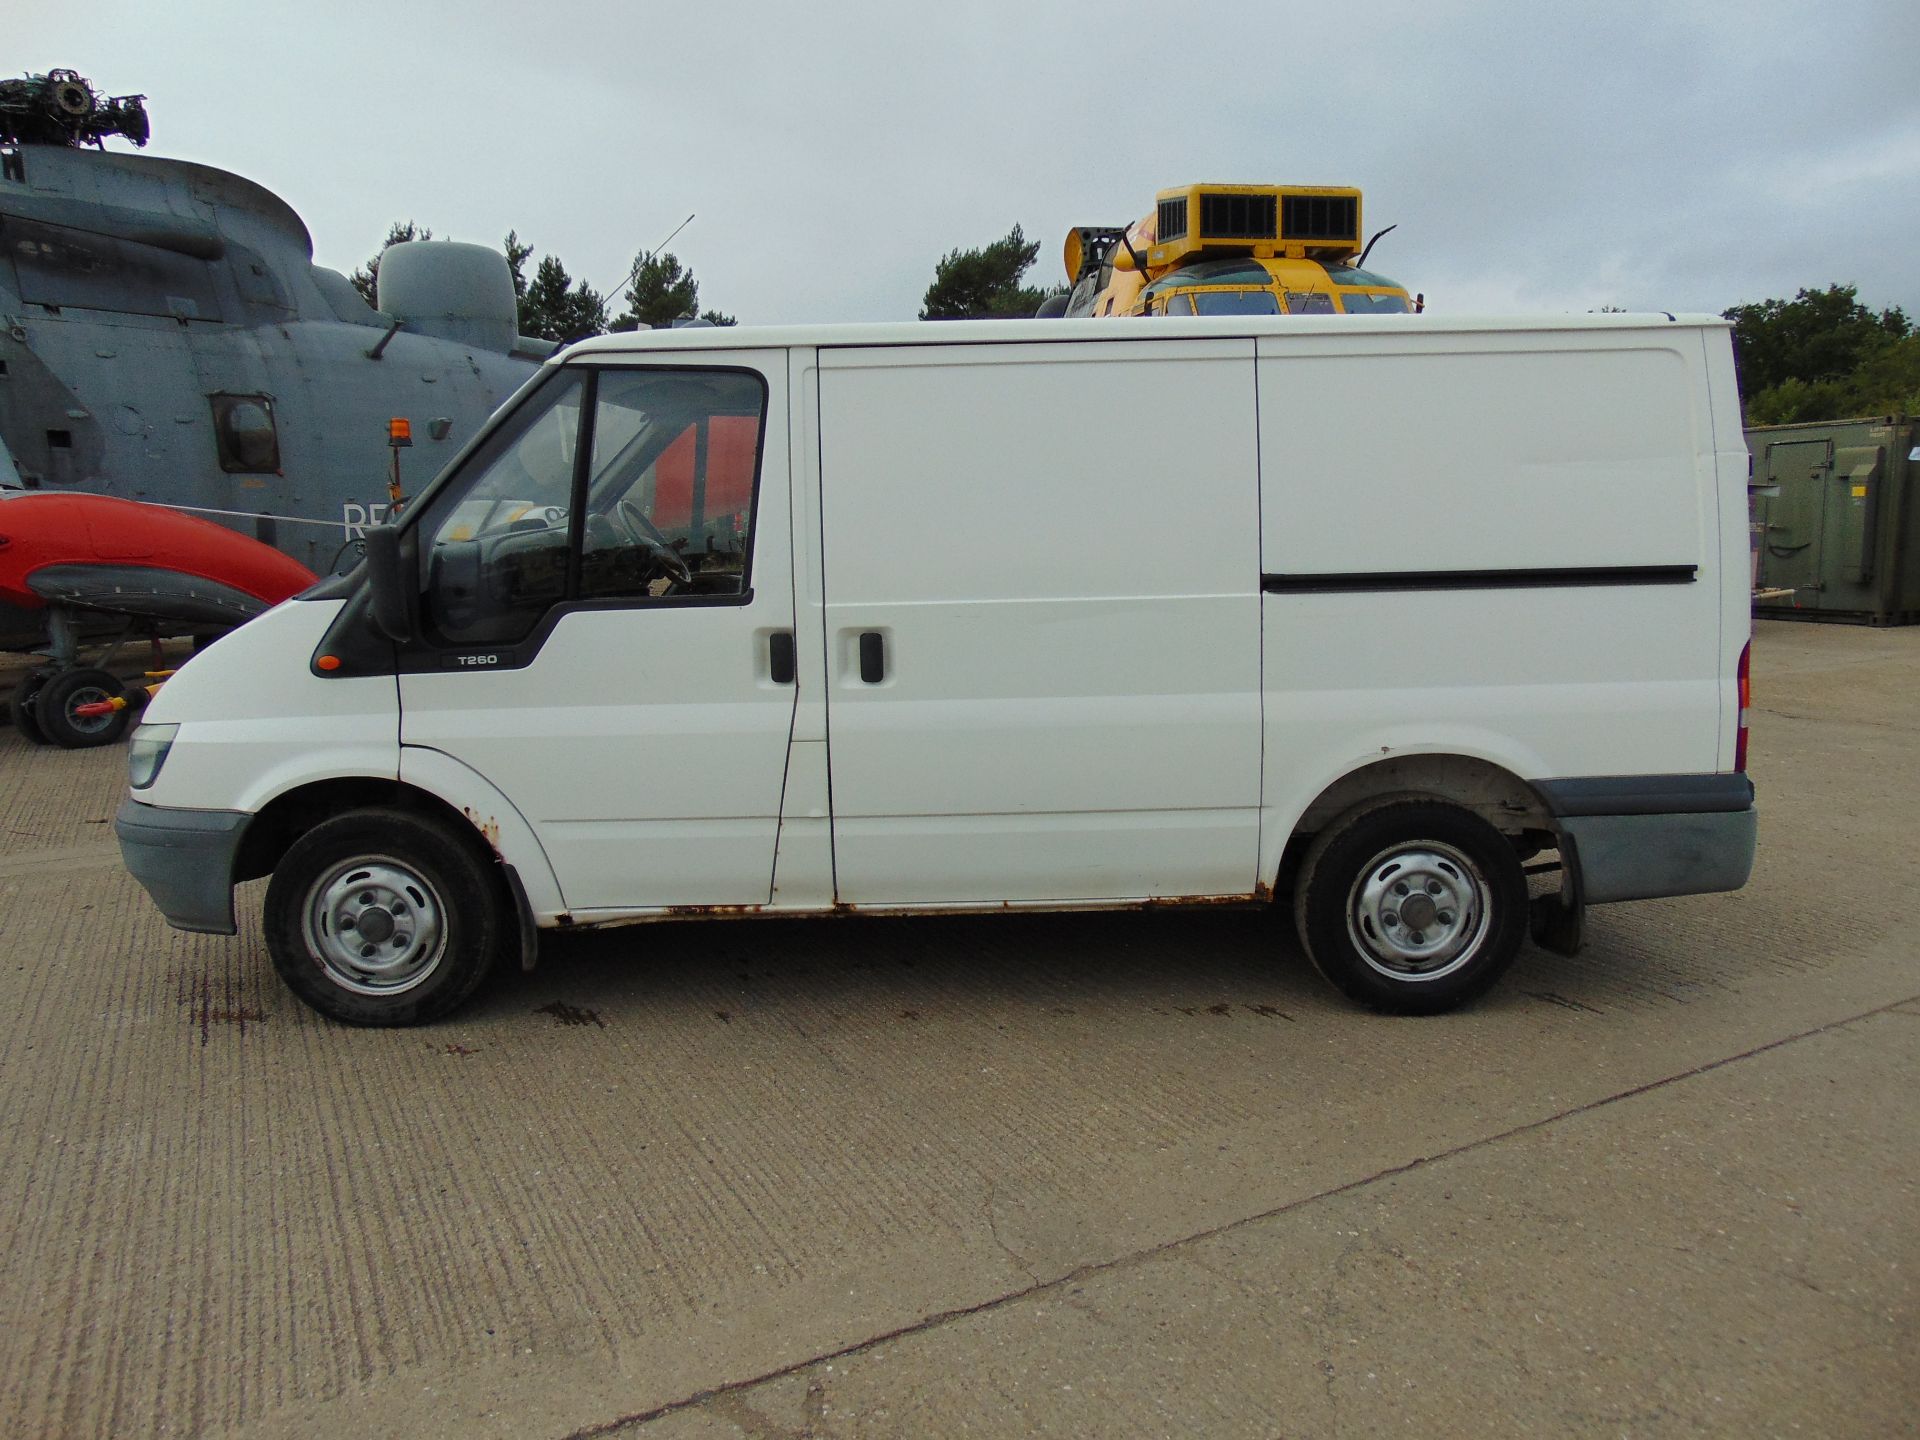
1336,291 -> 1412,314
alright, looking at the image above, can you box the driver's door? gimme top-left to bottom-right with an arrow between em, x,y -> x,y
397,355 -> 798,914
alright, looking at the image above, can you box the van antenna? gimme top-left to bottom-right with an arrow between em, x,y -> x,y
1356,224 -> 1397,269
603,213 -> 696,305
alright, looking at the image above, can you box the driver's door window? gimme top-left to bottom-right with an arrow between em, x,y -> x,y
578,369 -> 765,602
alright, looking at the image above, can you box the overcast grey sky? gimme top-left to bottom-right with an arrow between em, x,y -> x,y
15,0 -> 1919,323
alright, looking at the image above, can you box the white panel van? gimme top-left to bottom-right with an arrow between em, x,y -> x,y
115,314 -> 1757,1025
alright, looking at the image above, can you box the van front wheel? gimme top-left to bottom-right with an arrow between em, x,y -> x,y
1293,801 -> 1527,1014
264,809 -> 506,1026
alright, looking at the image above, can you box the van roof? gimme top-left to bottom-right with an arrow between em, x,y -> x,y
558,311 -> 1731,360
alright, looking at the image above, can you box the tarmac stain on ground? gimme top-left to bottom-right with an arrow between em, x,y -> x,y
1172,1003 -> 1294,1021
190,999 -> 268,1046
1526,990 -> 1604,1015
534,1000 -> 606,1028
173,968 -> 268,1045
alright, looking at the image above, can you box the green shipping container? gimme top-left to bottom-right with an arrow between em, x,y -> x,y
1747,415 -> 1920,624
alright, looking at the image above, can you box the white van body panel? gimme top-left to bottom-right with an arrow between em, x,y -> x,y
817,338 -> 1262,903
137,599 -> 399,813
1252,324 -> 1728,884
1255,332 -> 1708,573
395,746 -> 567,920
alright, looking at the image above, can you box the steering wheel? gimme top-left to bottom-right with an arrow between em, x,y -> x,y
616,498 -> 693,585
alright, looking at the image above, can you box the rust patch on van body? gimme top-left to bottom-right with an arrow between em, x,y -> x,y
542,892 -> 1273,932
460,807 -> 503,852
1129,892 -> 1266,911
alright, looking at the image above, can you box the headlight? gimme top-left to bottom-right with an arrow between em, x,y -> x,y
127,723 -> 179,789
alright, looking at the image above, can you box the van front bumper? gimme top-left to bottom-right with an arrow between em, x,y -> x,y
115,798 -> 247,935
1537,774 -> 1757,905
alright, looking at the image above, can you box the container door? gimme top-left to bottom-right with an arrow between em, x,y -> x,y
1827,444 -> 1883,589
397,355 -> 797,914
1754,438 -> 1830,598
817,339 -> 1262,906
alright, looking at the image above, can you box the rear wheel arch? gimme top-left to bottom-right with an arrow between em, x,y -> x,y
1276,753 -> 1558,898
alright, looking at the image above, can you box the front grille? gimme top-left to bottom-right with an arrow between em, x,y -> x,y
1157,197 -> 1189,242
1281,193 -> 1358,242
1199,192 -> 1277,240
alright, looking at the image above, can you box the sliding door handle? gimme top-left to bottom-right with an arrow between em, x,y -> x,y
858,631 -> 885,684
768,631 -> 796,685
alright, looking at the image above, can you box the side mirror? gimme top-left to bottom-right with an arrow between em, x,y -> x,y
363,523 -> 418,644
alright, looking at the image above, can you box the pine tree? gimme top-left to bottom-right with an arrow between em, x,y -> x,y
609,250 -> 736,330
920,226 -> 1049,320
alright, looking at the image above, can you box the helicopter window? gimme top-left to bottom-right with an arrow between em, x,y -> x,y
209,394 -> 281,473
577,368 -> 765,604
1170,259 -> 1275,287
1337,290 -> 1411,314
1161,293 -> 1197,315
1282,292 -> 1337,315
1191,290 -> 1282,316
1320,265 -> 1401,289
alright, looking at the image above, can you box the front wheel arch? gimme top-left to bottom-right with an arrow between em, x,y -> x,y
235,777 -> 499,884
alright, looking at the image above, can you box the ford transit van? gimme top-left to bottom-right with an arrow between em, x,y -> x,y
116,314 -> 1757,1024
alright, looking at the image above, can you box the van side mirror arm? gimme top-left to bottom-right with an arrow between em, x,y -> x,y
363,523 -> 418,644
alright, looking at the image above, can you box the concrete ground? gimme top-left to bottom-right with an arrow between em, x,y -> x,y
0,619 -> 1913,1439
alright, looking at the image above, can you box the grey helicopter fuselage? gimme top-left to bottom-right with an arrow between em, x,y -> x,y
0,138 -> 551,651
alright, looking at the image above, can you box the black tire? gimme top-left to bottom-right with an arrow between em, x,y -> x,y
1293,801 -> 1528,1014
8,671 -> 52,745
34,667 -> 132,749
264,808 -> 509,1026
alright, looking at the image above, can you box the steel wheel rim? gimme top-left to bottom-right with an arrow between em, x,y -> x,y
1345,839 -> 1491,982
302,855 -> 446,997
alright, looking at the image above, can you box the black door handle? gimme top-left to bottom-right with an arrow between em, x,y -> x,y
858,631 -> 885,684
769,631 -> 795,685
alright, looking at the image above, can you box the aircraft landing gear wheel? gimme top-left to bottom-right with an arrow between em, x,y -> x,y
1293,801 -> 1528,1015
8,671 -> 52,745
34,667 -> 131,750
264,809 -> 509,1027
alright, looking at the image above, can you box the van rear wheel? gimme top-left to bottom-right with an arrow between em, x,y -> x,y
264,809 -> 507,1026
1293,801 -> 1527,1014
